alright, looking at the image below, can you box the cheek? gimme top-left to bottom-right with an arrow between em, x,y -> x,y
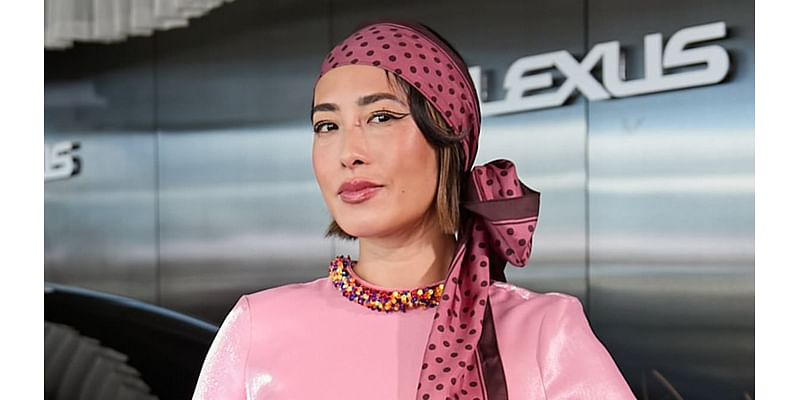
391,132 -> 438,195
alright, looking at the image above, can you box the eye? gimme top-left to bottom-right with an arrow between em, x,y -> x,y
313,121 -> 337,134
368,111 -> 407,124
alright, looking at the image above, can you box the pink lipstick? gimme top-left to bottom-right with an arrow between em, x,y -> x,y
338,180 -> 383,204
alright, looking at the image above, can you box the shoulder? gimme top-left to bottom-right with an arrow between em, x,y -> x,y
485,282 -> 596,381
242,276 -> 331,313
488,280 -> 584,319
487,280 -> 589,337
488,284 -> 636,398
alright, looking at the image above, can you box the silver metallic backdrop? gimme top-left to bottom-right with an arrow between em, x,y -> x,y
44,0 -> 754,398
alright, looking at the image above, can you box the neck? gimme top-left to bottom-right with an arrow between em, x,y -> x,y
354,213 -> 457,289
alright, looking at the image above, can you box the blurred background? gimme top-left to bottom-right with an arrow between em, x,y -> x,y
44,0 -> 753,399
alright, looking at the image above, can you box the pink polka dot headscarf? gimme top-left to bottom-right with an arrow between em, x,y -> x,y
316,20 -> 541,400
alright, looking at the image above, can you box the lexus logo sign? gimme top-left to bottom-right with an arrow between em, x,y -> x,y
470,21 -> 729,115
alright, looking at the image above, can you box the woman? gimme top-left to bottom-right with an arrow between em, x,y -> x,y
192,20 -> 635,400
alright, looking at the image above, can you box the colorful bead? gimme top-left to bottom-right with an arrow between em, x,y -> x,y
328,255 -> 445,313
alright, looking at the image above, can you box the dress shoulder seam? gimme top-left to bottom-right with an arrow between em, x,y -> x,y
490,281 -> 580,305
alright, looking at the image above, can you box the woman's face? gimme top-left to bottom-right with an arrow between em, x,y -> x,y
311,65 -> 439,239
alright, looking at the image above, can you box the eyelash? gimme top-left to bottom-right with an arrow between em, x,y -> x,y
313,111 -> 407,134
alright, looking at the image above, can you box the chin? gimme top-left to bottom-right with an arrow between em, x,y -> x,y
339,214 -> 428,239
336,213 -> 403,238
336,222 -> 385,238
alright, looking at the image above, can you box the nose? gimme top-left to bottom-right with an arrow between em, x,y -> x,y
339,120 -> 369,168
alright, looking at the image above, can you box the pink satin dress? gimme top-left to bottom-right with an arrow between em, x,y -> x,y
192,274 -> 636,399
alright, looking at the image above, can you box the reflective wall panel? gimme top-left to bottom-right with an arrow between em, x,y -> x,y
153,0 -> 334,322
45,39 -> 158,303
587,0 -> 754,397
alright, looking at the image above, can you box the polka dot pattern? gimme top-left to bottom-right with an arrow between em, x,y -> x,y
413,159 -> 540,400
467,161 -> 539,267
317,22 -> 480,172
315,21 -> 541,400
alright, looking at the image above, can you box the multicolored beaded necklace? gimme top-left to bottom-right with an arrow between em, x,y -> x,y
328,255 -> 446,313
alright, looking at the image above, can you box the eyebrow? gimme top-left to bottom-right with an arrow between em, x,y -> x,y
311,92 -> 407,117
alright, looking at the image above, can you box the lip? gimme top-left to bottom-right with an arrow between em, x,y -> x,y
338,179 -> 384,204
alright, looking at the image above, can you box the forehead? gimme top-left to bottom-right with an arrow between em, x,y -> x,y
314,65 -> 404,103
